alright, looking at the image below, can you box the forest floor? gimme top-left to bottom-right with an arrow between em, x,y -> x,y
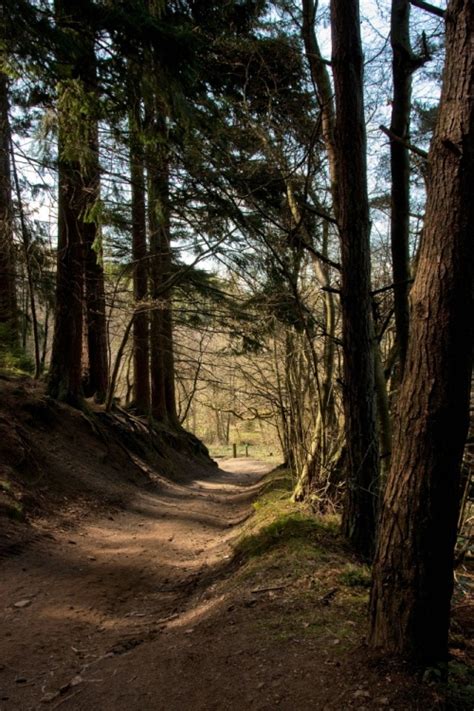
0,380 -> 473,710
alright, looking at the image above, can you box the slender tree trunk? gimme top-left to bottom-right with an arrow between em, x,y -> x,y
81,28 -> 108,402
301,0 -> 338,208
369,0 -> 473,663
10,142 -> 41,378
331,0 -> 379,559
390,0 -> 413,375
146,100 -> 177,424
41,306 -> 49,372
83,120 -> 108,402
0,71 -> 17,351
128,72 -> 150,414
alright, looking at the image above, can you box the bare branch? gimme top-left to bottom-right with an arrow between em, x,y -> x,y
379,125 -> 428,160
410,0 -> 446,18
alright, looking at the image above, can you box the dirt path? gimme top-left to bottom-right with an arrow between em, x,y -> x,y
0,458 -> 272,710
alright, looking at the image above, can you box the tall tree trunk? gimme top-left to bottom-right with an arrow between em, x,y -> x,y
369,0 -> 473,664
10,142 -> 41,377
390,0 -> 414,375
48,120 -> 84,404
83,119 -> 108,402
331,0 -> 379,559
128,73 -> 150,414
49,0 -> 107,403
81,24 -> 108,402
146,110 -> 167,422
301,0 -> 338,210
145,98 -> 177,425
0,71 -> 17,351
302,0 -> 390,504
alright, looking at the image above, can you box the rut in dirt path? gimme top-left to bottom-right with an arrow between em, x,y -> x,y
0,457 -> 273,710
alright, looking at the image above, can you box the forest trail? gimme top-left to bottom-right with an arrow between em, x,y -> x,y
0,458 -> 272,710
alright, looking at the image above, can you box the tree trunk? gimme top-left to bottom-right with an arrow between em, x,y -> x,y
83,121 -> 108,402
10,140 -> 41,378
49,0 -> 108,403
369,0 -> 473,664
0,71 -> 17,351
331,0 -> 379,559
81,25 -> 108,402
390,0 -> 414,375
128,75 -> 150,414
301,0 -> 338,209
145,96 -> 177,425
48,123 -> 84,404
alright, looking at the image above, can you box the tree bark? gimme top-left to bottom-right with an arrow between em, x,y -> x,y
128,71 -> 150,414
80,20 -> 108,403
48,116 -> 84,404
331,0 -> 379,559
146,106 -> 177,424
0,71 -> 17,351
83,120 -> 108,402
390,0 -> 414,375
49,0 -> 108,403
369,0 -> 473,664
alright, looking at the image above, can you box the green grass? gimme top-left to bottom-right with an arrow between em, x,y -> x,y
233,467 -> 341,561
338,563 -> 372,589
235,512 -> 324,558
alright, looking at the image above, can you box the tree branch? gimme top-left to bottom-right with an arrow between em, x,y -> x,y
379,125 -> 428,160
409,0 -> 445,18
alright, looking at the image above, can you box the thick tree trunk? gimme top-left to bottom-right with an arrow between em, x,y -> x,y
48,129 -> 84,404
49,0 -> 108,403
129,78 -> 150,414
0,71 -> 17,350
331,0 -> 379,559
390,0 -> 414,375
369,0 -> 473,664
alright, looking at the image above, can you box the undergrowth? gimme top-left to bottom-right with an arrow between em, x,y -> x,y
229,468 -> 474,709
229,467 -> 369,649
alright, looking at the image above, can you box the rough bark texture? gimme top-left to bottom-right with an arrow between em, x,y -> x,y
83,120 -> 108,403
331,0 -> 379,559
0,71 -> 17,349
369,0 -> 473,664
129,76 -> 150,414
80,18 -> 108,402
390,0 -> 414,374
48,124 -> 84,404
49,0 -> 108,403
146,105 -> 177,425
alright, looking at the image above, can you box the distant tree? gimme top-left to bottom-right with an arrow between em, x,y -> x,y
369,0 -> 473,664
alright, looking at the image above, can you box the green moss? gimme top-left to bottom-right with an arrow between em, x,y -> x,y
338,564 -> 372,589
235,512 -> 325,558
